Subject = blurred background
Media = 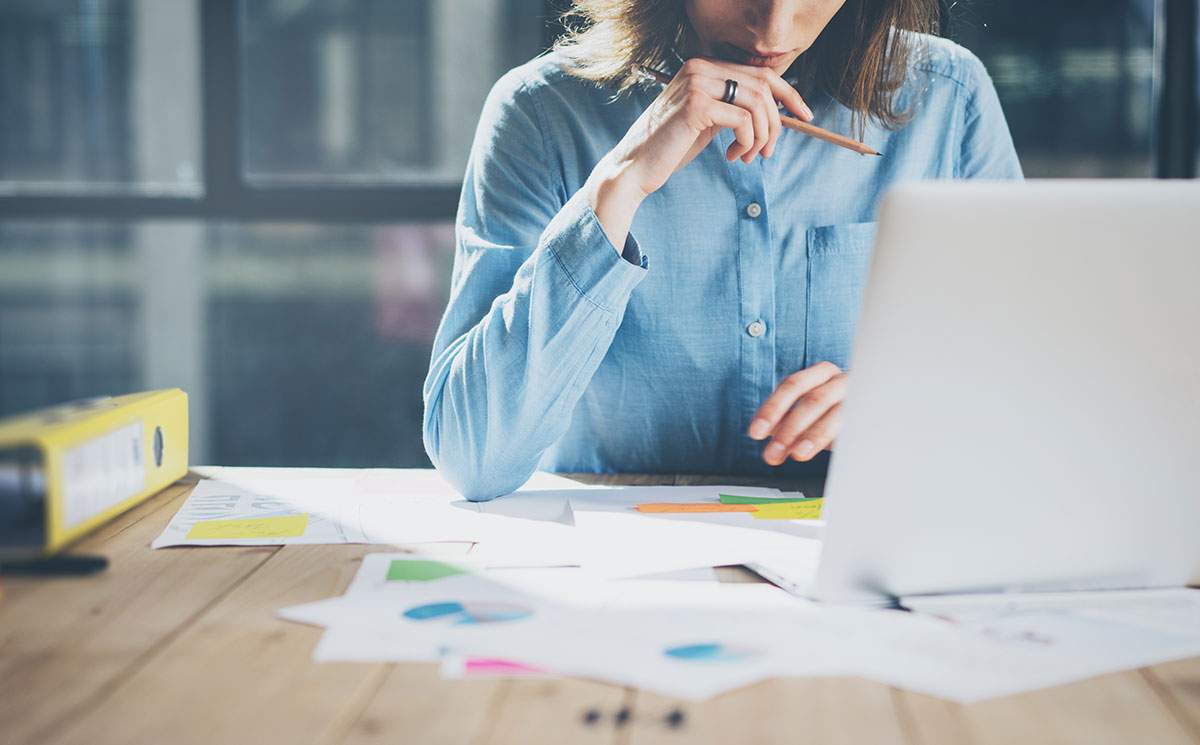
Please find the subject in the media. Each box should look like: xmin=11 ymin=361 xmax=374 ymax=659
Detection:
xmin=0 ymin=0 xmax=1196 ymax=466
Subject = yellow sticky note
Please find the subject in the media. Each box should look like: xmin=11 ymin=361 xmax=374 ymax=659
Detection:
xmin=751 ymin=499 xmax=823 ymax=520
xmin=187 ymin=514 xmax=309 ymax=539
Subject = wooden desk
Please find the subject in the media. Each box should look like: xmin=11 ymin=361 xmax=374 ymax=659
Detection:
xmin=4 ymin=472 xmax=1200 ymax=745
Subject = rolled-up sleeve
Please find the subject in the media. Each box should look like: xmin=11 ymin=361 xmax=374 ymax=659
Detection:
xmin=422 ymin=70 xmax=647 ymax=501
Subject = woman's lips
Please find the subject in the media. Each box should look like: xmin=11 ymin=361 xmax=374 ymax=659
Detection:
xmin=716 ymin=43 xmax=796 ymax=67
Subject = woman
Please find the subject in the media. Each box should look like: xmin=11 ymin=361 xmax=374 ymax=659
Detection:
xmin=423 ymin=0 xmax=1021 ymax=501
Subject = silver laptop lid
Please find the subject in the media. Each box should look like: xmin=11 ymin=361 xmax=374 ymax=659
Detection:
xmin=815 ymin=180 xmax=1200 ymax=603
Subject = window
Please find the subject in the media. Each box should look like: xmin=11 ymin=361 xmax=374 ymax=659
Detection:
xmin=0 ymin=0 xmax=1194 ymax=467
xmin=242 ymin=2 xmax=435 ymax=183
xmin=0 ymin=0 xmax=550 ymax=466
xmin=0 ymin=0 xmax=201 ymax=194
xmin=0 ymin=220 xmax=452 ymax=466
xmin=945 ymin=0 xmax=1157 ymax=177
xmin=240 ymin=0 xmax=552 ymax=185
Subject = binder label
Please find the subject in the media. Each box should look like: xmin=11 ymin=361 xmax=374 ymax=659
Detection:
xmin=62 ymin=421 xmax=146 ymax=529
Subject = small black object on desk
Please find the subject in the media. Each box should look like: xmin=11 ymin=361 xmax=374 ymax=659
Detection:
xmin=0 ymin=553 xmax=109 ymax=576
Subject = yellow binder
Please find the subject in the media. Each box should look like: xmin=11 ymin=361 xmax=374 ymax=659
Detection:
xmin=0 ymin=389 xmax=188 ymax=560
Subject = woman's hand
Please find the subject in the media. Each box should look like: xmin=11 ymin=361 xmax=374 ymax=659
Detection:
xmin=615 ymin=57 xmax=814 ymax=194
xmin=748 ymin=361 xmax=847 ymax=466
xmin=585 ymin=57 xmax=813 ymax=250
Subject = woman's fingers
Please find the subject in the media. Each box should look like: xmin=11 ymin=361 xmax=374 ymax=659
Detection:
xmin=748 ymin=361 xmax=842 ymax=440
xmin=762 ymin=84 xmax=783 ymax=158
xmin=714 ymin=62 xmax=814 ymax=125
xmin=737 ymin=81 xmax=780 ymax=161
xmin=755 ymin=69 xmax=814 ymax=122
xmin=681 ymin=58 xmax=817 ymax=160
xmin=760 ymin=374 xmax=848 ymax=465
xmin=686 ymin=72 xmax=776 ymax=161
xmin=742 ymin=84 xmax=771 ymax=162
xmin=700 ymin=98 xmax=754 ymax=162
xmin=789 ymin=403 xmax=842 ymax=462
xmin=723 ymin=62 xmax=814 ymax=121
xmin=681 ymin=57 xmax=820 ymax=161
xmin=720 ymin=71 xmax=796 ymax=158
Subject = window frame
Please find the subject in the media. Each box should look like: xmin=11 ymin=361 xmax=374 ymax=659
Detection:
xmin=0 ymin=0 xmax=1193 ymax=225
xmin=1154 ymin=0 xmax=1198 ymax=178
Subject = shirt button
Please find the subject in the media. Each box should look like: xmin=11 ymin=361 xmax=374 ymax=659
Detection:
xmin=746 ymin=320 xmax=766 ymax=338
xmin=745 ymin=202 xmax=762 ymax=219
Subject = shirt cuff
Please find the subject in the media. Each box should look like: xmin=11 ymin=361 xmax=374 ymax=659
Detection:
xmin=542 ymin=190 xmax=648 ymax=313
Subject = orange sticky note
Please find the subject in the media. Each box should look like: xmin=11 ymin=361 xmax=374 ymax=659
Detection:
xmin=634 ymin=503 xmax=758 ymax=514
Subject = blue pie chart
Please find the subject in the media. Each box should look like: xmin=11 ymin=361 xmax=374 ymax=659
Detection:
xmin=663 ymin=642 xmax=760 ymax=662
xmin=403 ymin=600 xmax=532 ymax=625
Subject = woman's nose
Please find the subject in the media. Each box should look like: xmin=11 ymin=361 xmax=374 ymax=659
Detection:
xmin=743 ymin=0 xmax=802 ymax=49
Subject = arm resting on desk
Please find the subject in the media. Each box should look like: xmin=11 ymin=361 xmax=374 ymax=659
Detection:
xmin=422 ymin=71 xmax=646 ymax=502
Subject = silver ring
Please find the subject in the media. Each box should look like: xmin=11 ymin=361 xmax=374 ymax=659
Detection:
xmin=721 ymin=78 xmax=738 ymax=104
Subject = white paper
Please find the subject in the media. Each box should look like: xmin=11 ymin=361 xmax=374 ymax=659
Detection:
xmin=568 ymin=510 xmax=820 ymax=578
xmin=281 ymin=556 xmax=593 ymax=661
xmin=535 ymin=485 xmax=825 ymax=577
xmin=152 ymin=468 xmax=585 ymax=549
xmin=901 ymin=587 xmax=1200 ymax=631
xmin=285 ymin=553 xmax=840 ymax=700
xmin=155 ymin=472 xmax=824 ymax=584
xmin=452 ymin=610 xmax=805 ymax=699
xmin=285 ymin=556 xmax=782 ymax=622
xmin=629 ymin=566 xmax=719 ymax=582
xmin=885 ymin=588 xmax=1200 ymax=701
xmin=283 ymin=554 xmax=1200 ymax=703
xmin=282 ymin=553 xmax=814 ymax=683
xmin=743 ymin=542 xmax=825 ymax=599
xmin=564 ymin=485 xmax=822 ymax=539
xmin=151 ymin=477 xmax=366 ymax=548
xmin=450 ymin=594 xmax=919 ymax=700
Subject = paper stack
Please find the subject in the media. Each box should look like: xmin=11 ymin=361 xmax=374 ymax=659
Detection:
xmin=278 ymin=555 xmax=1200 ymax=702
xmin=278 ymin=554 xmax=885 ymax=699
xmin=152 ymin=469 xmax=824 ymax=579
xmin=154 ymin=468 xmax=1200 ymax=701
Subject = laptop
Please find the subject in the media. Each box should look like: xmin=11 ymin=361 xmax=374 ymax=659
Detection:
xmin=811 ymin=180 xmax=1200 ymax=604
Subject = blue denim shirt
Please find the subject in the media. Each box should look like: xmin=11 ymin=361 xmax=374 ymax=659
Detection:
xmin=424 ymin=35 xmax=1023 ymax=501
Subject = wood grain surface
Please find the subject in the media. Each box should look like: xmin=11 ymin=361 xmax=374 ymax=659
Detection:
xmin=3 ymin=471 xmax=1197 ymax=745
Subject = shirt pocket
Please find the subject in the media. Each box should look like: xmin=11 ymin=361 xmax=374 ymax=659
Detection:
xmin=804 ymin=221 xmax=877 ymax=370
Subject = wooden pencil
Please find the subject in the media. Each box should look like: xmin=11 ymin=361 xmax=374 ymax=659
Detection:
xmin=635 ymin=65 xmax=882 ymax=157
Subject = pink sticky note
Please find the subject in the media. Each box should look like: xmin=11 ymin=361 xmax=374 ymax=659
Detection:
xmin=462 ymin=658 xmax=547 ymax=678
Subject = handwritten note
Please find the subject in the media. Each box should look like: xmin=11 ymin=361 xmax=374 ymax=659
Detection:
xmin=751 ymin=499 xmax=824 ymax=520
xmin=187 ymin=514 xmax=309 ymax=539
